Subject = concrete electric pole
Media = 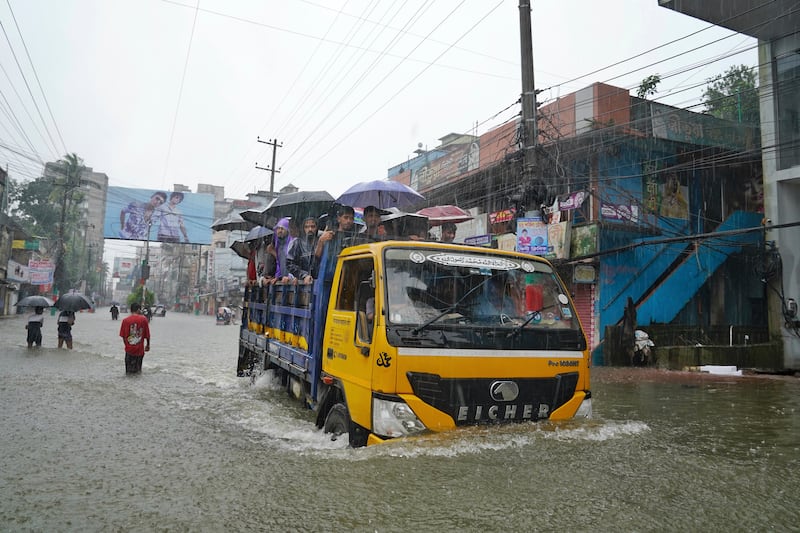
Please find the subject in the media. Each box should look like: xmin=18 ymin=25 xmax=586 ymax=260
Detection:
xmin=518 ymin=0 xmax=539 ymax=200
xmin=255 ymin=137 xmax=282 ymax=196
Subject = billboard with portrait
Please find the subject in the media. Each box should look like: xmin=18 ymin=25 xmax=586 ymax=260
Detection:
xmin=103 ymin=186 xmax=214 ymax=244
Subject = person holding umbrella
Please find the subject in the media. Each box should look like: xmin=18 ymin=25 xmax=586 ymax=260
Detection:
xmin=315 ymin=205 xmax=357 ymax=282
xmin=52 ymin=291 xmax=93 ymax=349
xmin=14 ymin=295 xmax=54 ymax=348
xmin=57 ymin=310 xmax=75 ymax=349
xmin=359 ymin=206 xmax=385 ymax=242
xmin=315 ymin=205 xmax=357 ymax=257
xmin=26 ymin=306 xmax=45 ymax=348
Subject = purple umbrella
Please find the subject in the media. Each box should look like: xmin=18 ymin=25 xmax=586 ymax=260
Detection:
xmin=336 ymin=179 xmax=424 ymax=210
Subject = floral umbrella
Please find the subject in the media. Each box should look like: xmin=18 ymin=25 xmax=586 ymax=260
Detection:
xmin=416 ymin=205 xmax=473 ymax=226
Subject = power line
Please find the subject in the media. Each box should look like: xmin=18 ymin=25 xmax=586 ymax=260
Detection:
xmin=5 ymin=0 xmax=67 ymax=155
xmin=0 ymin=17 xmax=60 ymax=157
xmin=161 ymin=0 xmax=200 ymax=189
xmin=288 ymin=1 xmax=504 ymax=187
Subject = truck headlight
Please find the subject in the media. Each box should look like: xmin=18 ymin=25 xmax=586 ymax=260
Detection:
xmin=372 ymin=396 xmax=426 ymax=438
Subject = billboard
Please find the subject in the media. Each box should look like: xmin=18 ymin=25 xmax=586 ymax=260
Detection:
xmin=103 ymin=186 xmax=214 ymax=244
xmin=113 ymin=257 xmax=137 ymax=279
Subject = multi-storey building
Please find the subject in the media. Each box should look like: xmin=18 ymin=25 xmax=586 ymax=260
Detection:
xmin=660 ymin=0 xmax=800 ymax=369
xmin=43 ymin=161 xmax=108 ymax=297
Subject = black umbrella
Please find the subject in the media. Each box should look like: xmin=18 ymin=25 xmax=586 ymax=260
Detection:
xmin=244 ymin=225 xmax=273 ymax=242
xmin=15 ymin=295 xmax=55 ymax=307
xmin=239 ymin=207 xmax=268 ymax=226
xmin=263 ymin=190 xmax=335 ymax=223
xmin=54 ymin=292 xmax=94 ymax=312
xmin=211 ymin=212 xmax=255 ymax=232
xmin=230 ymin=240 xmax=251 ymax=260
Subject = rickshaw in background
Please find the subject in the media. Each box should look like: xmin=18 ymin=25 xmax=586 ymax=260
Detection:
xmin=216 ymin=306 xmax=232 ymax=325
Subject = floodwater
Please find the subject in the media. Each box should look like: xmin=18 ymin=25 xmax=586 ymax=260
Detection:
xmin=1 ymin=311 xmax=798 ymax=532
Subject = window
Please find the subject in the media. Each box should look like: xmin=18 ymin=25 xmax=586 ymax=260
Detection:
xmin=335 ymin=257 xmax=374 ymax=312
xmin=776 ymin=47 xmax=800 ymax=170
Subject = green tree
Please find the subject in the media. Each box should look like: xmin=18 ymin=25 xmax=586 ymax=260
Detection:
xmin=8 ymin=176 xmax=62 ymax=240
xmin=128 ymin=285 xmax=155 ymax=307
xmin=9 ymin=154 xmax=87 ymax=294
xmin=702 ymin=64 xmax=759 ymax=124
xmin=637 ymin=74 xmax=661 ymax=99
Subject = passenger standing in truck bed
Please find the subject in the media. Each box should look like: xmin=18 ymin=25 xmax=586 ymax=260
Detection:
xmin=315 ymin=205 xmax=358 ymax=282
xmin=288 ymin=216 xmax=321 ymax=283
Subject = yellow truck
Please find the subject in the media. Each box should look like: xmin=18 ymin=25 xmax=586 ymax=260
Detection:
xmin=238 ymin=240 xmax=591 ymax=446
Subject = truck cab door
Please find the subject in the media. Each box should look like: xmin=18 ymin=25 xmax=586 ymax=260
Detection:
xmin=323 ymin=257 xmax=377 ymax=427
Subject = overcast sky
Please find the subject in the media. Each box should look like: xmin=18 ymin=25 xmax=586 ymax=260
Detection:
xmin=0 ymin=0 xmax=756 ymax=262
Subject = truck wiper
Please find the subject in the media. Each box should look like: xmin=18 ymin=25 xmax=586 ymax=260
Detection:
xmin=411 ymin=305 xmax=461 ymax=335
xmin=506 ymin=305 xmax=554 ymax=339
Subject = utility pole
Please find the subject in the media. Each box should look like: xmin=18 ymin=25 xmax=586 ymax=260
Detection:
xmin=54 ymin=166 xmax=80 ymax=296
xmin=140 ymin=221 xmax=152 ymax=308
xmin=255 ymin=137 xmax=282 ymax=196
xmin=519 ymin=1 xmax=539 ymax=200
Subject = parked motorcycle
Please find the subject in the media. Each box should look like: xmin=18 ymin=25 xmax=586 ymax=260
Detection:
xmin=632 ymin=329 xmax=655 ymax=366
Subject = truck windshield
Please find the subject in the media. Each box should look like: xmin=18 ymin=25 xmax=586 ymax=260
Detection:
xmin=383 ymin=247 xmax=584 ymax=350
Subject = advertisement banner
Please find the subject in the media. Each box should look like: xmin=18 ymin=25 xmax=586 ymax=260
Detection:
xmin=28 ymin=259 xmax=54 ymax=286
xmin=516 ymin=218 xmax=547 ymax=255
xmin=411 ymin=141 xmax=480 ymax=193
xmin=570 ymin=223 xmax=599 ymax=258
xmin=489 ymin=208 xmax=516 ymax=225
xmin=547 ymin=221 xmax=571 ymax=259
xmin=113 ymin=257 xmax=137 ymax=279
xmin=103 ymin=186 xmax=214 ymax=244
xmin=7 ymin=259 xmax=30 ymax=282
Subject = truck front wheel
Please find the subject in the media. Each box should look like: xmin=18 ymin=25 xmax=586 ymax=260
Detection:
xmin=323 ymin=403 xmax=369 ymax=447
xmin=323 ymin=403 xmax=349 ymax=440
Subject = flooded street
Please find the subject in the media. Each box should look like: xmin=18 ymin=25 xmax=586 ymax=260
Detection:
xmin=1 ymin=310 xmax=798 ymax=532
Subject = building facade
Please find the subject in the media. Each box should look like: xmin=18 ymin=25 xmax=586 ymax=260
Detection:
xmin=660 ymin=0 xmax=800 ymax=368
xmin=390 ymin=81 xmax=770 ymax=367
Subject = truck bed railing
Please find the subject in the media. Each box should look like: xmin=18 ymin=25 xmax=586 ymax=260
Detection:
xmin=241 ymin=279 xmax=332 ymax=399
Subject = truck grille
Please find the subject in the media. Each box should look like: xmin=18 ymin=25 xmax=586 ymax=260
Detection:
xmin=406 ymin=371 xmax=579 ymax=425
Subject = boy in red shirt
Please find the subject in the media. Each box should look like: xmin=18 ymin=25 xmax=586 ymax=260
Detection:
xmin=120 ymin=302 xmax=151 ymax=374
